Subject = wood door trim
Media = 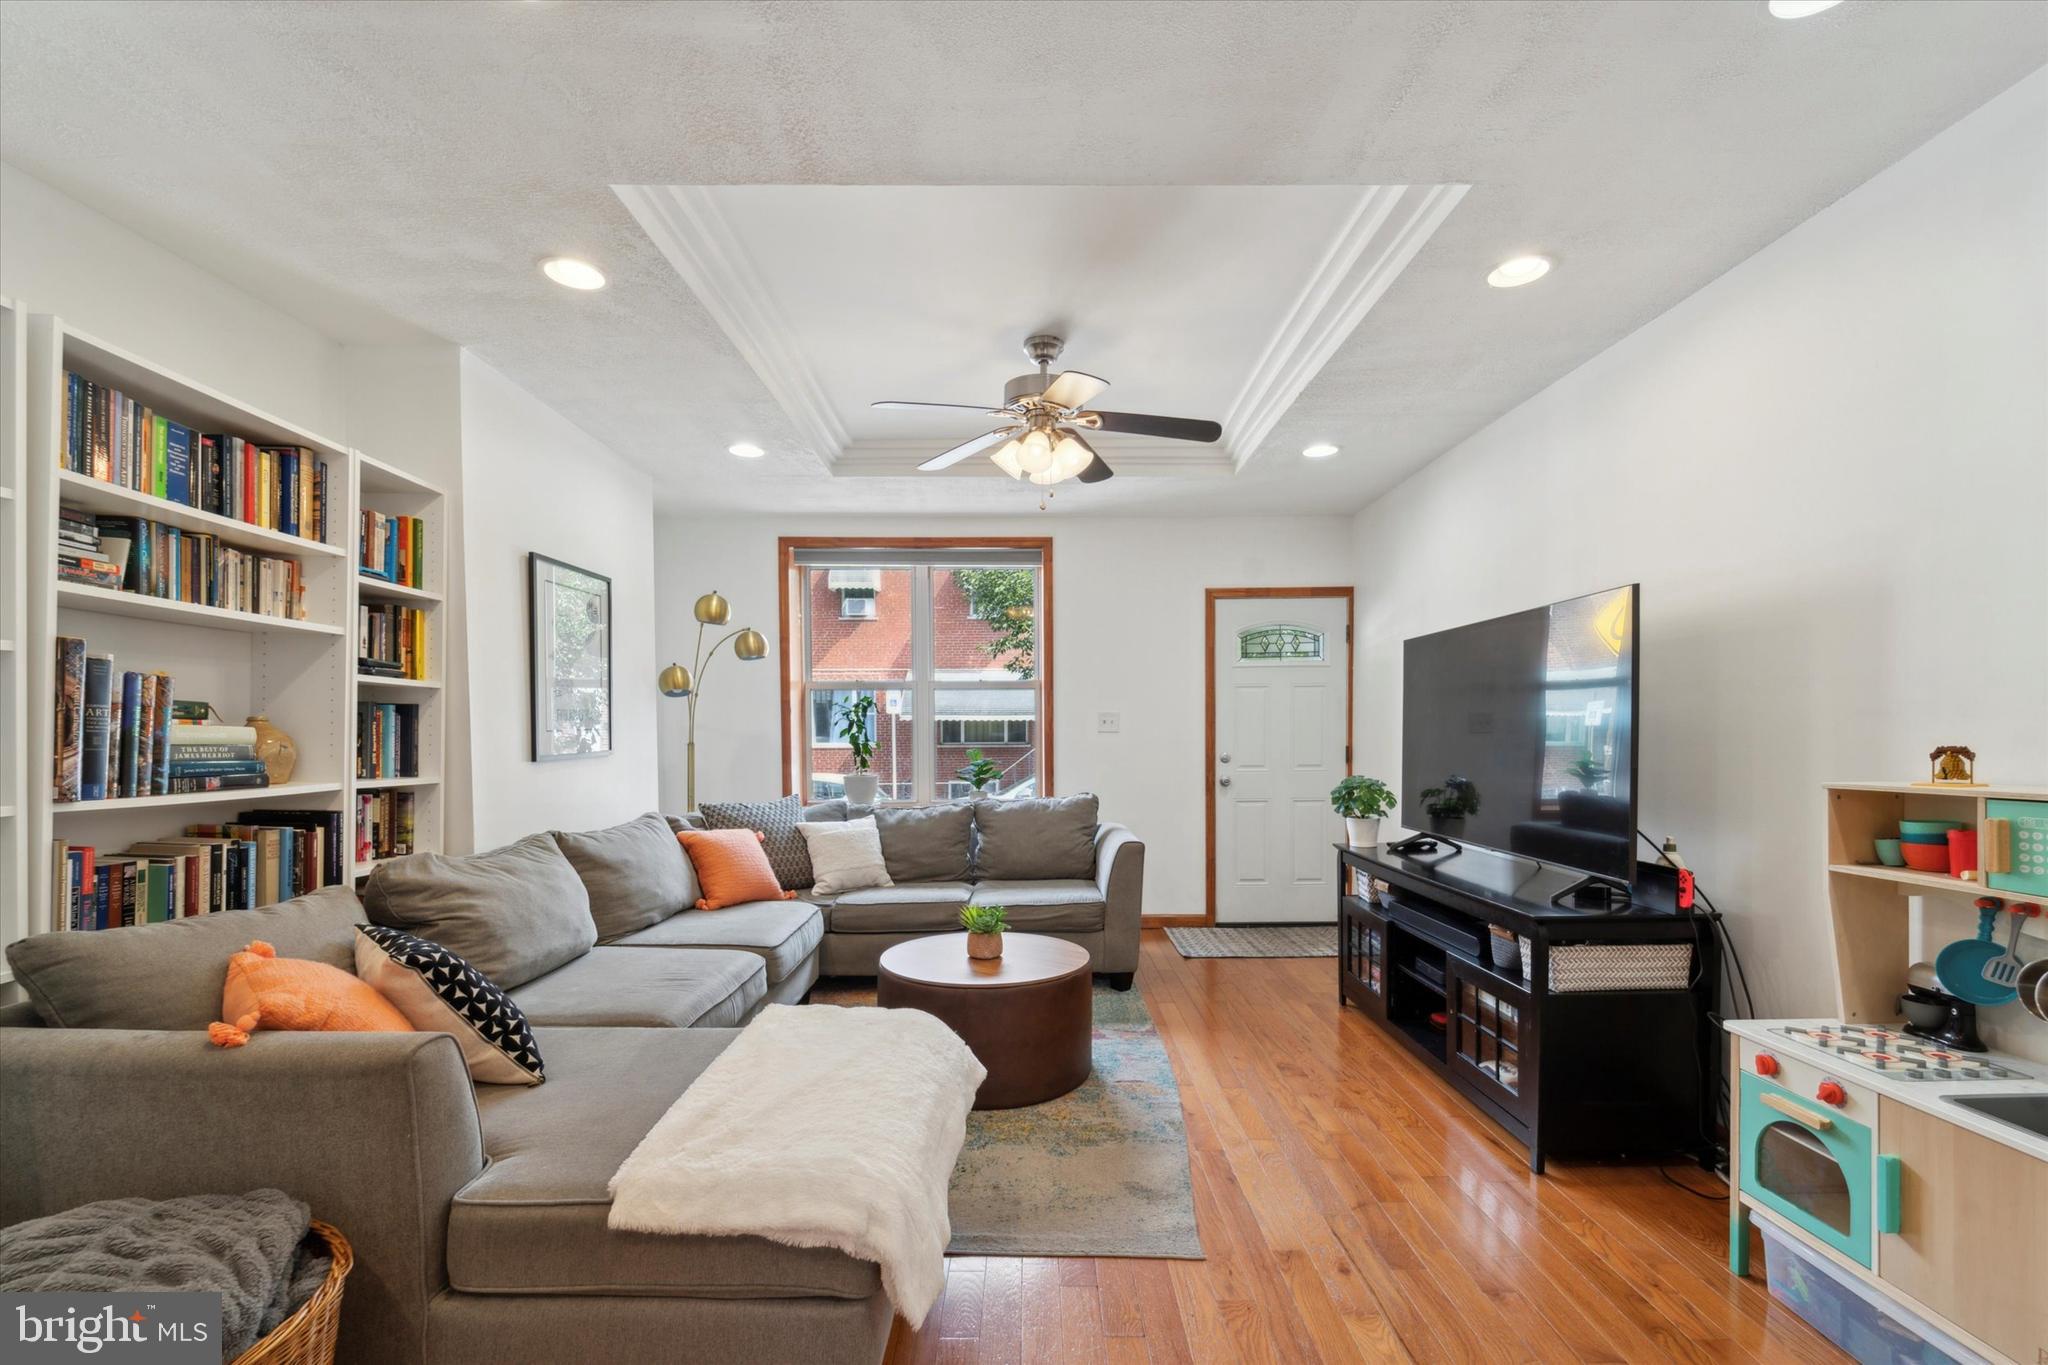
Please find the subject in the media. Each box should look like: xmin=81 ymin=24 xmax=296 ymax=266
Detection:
xmin=1205 ymin=587 xmax=1355 ymax=926
xmin=776 ymin=536 xmax=1054 ymax=799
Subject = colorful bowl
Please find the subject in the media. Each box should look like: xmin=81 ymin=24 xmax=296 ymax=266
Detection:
xmin=1899 ymin=831 xmax=1951 ymax=845
xmin=1874 ymin=838 xmax=1906 ymax=867
xmin=1900 ymin=841 xmax=1952 ymax=874
xmin=1899 ymin=819 xmax=1966 ymax=836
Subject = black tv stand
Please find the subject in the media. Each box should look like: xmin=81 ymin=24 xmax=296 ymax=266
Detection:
xmin=1548 ymin=872 xmax=1634 ymax=910
xmin=1385 ymin=832 xmax=1463 ymax=857
xmin=1337 ymin=842 xmax=1714 ymax=1174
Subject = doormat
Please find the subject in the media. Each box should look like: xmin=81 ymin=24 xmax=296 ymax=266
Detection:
xmin=1164 ymin=925 xmax=1338 ymax=958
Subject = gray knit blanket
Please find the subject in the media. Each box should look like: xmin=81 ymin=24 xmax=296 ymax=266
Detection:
xmin=0 ymin=1189 xmax=330 ymax=1360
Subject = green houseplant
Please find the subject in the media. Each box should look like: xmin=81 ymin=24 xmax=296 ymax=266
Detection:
xmin=835 ymin=693 xmax=880 ymax=805
xmin=1420 ymin=775 xmax=1481 ymax=832
xmin=958 ymin=748 xmax=1002 ymax=795
xmin=960 ymin=903 xmax=1008 ymax=959
xmin=1329 ymin=775 xmax=1397 ymax=848
xmin=1566 ymin=751 xmax=1610 ymax=790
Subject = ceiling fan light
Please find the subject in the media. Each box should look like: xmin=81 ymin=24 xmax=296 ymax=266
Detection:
xmin=989 ymin=439 xmax=1026 ymax=479
xmin=1050 ymin=432 xmax=1093 ymax=480
xmin=1016 ymin=428 xmax=1055 ymax=475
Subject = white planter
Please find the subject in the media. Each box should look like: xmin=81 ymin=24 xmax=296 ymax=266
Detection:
xmin=843 ymin=770 xmax=880 ymax=807
xmin=1344 ymin=816 xmax=1381 ymax=848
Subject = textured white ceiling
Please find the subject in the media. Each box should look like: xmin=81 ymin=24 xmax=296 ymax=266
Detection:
xmin=0 ymin=1 xmax=2041 ymax=517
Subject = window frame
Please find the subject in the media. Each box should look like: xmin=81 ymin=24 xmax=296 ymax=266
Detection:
xmin=778 ymin=538 xmax=1053 ymax=803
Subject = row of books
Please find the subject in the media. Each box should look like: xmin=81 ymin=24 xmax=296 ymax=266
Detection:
xmin=360 ymin=509 xmax=427 ymax=587
xmin=356 ymin=789 xmax=418 ymax=867
xmin=62 ymin=371 xmax=330 ymax=543
xmin=54 ymin=640 xmax=273 ymax=802
xmin=58 ymin=506 xmax=307 ymax=620
xmin=54 ymin=809 xmax=345 ymax=929
xmin=359 ymin=602 xmax=430 ymax=680
xmin=358 ymin=702 xmax=422 ymax=780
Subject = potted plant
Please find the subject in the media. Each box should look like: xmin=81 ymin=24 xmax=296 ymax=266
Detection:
xmin=1329 ymin=775 xmax=1397 ymax=847
xmin=960 ymin=903 xmax=1007 ymax=959
xmin=957 ymin=748 xmax=1001 ymax=798
xmin=836 ymin=694 xmax=880 ymax=806
xmin=1566 ymin=750 xmax=1609 ymax=790
xmin=1420 ymin=774 xmax=1481 ymax=834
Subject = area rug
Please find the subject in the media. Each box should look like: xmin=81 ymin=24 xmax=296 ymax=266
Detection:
xmin=1164 ymin=924 xmax=1339 ymax=958
xmin=807 ymin=981 xmax=1203 ymax=1259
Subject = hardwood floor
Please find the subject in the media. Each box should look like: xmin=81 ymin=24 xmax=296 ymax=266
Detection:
xmin=884 ymin=930 xmax=1848 ymax=1364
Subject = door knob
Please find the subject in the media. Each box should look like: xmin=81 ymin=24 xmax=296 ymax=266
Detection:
xmin=1219 ymin=776 xmax=1232 ymax=788
xmin=1220 ymin=753 xmax=1231 ymax=763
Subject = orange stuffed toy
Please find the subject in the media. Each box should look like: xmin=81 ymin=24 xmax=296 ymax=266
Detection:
xmin=208 ymin=940 xmax=414 ymax=1048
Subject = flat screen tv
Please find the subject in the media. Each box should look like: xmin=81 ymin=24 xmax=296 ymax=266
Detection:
xmin=1400 ymin=585 xmax=1639 ymax=886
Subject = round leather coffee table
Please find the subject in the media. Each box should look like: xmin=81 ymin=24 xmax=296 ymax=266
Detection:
xmin=877 ymin=933 xmax=1093 ymax=1109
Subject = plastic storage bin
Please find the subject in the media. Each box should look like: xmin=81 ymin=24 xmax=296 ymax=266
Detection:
xmin=1759 ymin=1220 xmax=1987 ymax=1365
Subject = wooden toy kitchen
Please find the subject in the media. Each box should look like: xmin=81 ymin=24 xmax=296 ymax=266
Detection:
xmin=1727 ymin=781 xmax=2048 ymax=1365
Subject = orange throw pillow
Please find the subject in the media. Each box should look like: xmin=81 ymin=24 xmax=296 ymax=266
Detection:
xmin=677 ymin=828 xmax=797 ymax=910
xmin=208 ymin=940 xmax=415 ymax=1048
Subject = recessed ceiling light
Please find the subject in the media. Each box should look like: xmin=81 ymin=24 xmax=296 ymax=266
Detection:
xmin=1302 ymin=443 xmax=1340 ymax=459
xmin=1487 ymin=255 xmax=1553 ymax=288
xmin=728 ymin=443 xmax=765 ymax=459
xmin=1768 ymin=0 xmax=1842 ymax=17
xmin=540 ymin=257 xmax=606 ymax=290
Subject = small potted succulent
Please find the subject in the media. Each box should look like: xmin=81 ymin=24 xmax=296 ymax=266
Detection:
xmin=960 ymin=903 xmax=1008 ymax=960
xmin=836 ymin=694 xmax=880 ymax=806
xmin=1329 ymin=775 xmax=1397 ymax=848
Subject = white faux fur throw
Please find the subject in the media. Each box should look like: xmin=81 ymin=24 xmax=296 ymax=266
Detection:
xmin=607 ymin=1003 xmax=985 ymax=1326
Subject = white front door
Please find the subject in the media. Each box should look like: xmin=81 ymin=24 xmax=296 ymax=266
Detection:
xmin=1213 ymin=595 xmax=1350 ymax=924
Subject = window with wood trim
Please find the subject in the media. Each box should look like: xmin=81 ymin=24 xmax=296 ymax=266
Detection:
xmin=785 ymin=543 xmax=1050 ymax=802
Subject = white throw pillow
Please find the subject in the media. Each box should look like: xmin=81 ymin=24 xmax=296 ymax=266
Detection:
xmin=796 ymin=816 xmax=894 ymax=896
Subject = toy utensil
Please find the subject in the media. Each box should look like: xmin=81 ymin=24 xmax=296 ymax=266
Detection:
xmin=1982 ymin=902 xmax=2040 ymax=990
xmin=1936 ymin=898 xmax=2017 ymax=1007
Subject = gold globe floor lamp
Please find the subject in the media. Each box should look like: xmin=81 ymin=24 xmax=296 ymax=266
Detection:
xmin=659 ymin=590 xmax=769 ymax=812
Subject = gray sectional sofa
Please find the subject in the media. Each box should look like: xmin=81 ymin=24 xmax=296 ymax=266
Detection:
xmin=0 ymin=797 xmax=1144 ymax=1365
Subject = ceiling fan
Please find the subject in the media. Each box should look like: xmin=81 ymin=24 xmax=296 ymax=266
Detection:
xmin=873 ymin=334 xmax=1223 ymax=487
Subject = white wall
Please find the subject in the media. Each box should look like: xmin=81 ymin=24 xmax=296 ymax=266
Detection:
xmin=461 ymin=351 xmax=659 ymax=849
xmin=1348 ymin=70 xmax=2048 ymax=1052
xmin=654 ymin=514 xmax=1356 ymax=918
xmin=0 ymin=164 xmax=349 ymax=438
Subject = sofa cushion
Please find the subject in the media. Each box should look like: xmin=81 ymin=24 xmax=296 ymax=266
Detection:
xmin=966 ymin=880 xmax=1107 ymax=933
xmin=452 ymin=1026 xmax=881 ymax=1300
xmin=552 ymin=814 xmax=696 ymax=942
xmin=510 ymin=946 xmax=764 ymax=1029
xmin=354 ymin=926 xmax=546 ymax=1086
xmin=796 ymin=817 xmax=893 ymax=896
xmin=4 ymin=886 xmax=362 ymax=1030
xmin=972 ymin=794 xmax=1099 ymax=880
xmin=874 ymin=803 xmax=974 ymax=883
xmin=699 ymin=795 xmax=812 ymax=889
xmin=364 ymin=835 xmax=597 ymax=991
xmin=799 ymin=798 xmax=869 ymax=823
xmin=825 ymin=882 xmax=971 ymax=935
xmin=609 ymin=902 xmax=824 ymax=985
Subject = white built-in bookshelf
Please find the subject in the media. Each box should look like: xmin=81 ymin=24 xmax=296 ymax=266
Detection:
xmin=352 ymin=452 xmax=445 ymax=878
xmin=0 ymin=312 xmax=448 ymax=969
xmin=1 ymin=300 xmax=29 ymax=985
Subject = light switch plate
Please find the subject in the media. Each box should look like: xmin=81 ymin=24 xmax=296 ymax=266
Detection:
xmin=1096 ymin=712 xmax=1120 ymax=734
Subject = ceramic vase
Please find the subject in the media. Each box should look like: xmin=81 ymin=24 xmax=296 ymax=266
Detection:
xmin=246 ymin=714 xmax=297 ymax=784
xmin=1344 ymin=816 xmax=1380 ymax=848
xmin=967 ymin=930 xmax=1003 ymax=960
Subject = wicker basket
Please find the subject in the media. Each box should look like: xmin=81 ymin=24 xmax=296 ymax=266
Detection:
xmin=231 ymin=1221 xmax=353 ymax=1365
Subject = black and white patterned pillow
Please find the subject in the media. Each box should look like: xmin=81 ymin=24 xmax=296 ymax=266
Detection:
xmin=353 ymin=925 xmax=545 ymax=1085
xmin=700 ymin=794 xmax=812 ymax=889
